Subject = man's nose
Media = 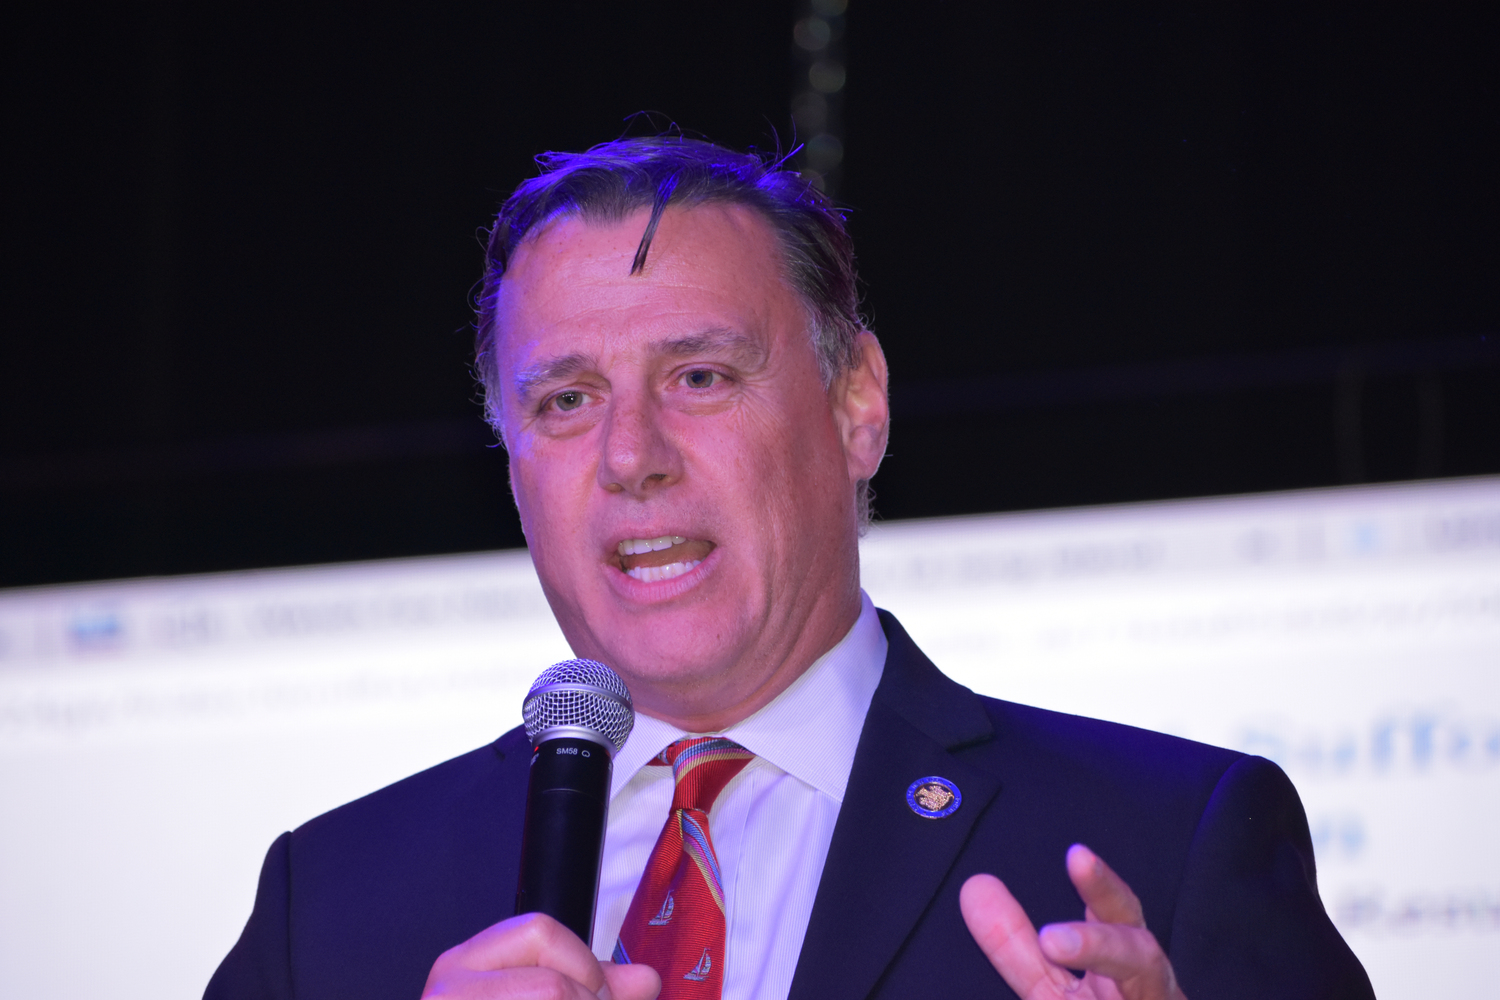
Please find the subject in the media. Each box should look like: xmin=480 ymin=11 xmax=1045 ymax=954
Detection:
xmin=597 ymin=393 xmax=682 ymax=496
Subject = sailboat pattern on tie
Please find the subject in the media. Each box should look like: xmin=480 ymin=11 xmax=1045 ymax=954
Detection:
xmin=612 ymin=736 xmax=754 ymax=999
xmin=684 ymin=948 xmax=712 ymax=982
xmin=648 ymin=891 xmax=675 ymax=925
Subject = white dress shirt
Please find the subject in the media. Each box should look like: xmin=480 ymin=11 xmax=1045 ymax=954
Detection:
xmin=590 ymin=591 xmax=888 ymax=1000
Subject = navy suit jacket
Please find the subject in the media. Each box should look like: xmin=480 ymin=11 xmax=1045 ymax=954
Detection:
xmin=207 ymin=611 xmax=1374 ymax=999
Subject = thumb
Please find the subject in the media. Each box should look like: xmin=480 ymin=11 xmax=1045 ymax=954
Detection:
xmin=601 ymin=961 xmax=661 ymax=1000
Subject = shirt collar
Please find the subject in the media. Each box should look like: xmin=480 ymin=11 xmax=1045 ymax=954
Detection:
xmin=610 ymin=591 xmax=888 ymax=803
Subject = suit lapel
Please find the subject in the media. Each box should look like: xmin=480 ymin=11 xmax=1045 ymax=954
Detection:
xmin=787 ymin=611 xmax=1001 ymax=1000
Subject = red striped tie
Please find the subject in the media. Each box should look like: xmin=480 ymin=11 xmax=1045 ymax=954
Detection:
xmin=613 ymin=737 xmax=755 ymax=998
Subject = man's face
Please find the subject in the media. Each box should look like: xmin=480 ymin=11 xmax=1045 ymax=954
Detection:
xmin=492 ymin=203 xmax=887 ymax=729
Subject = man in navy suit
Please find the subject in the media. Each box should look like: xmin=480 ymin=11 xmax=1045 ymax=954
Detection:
xmin=209 ymin=138 xmax=1373 ymax=1000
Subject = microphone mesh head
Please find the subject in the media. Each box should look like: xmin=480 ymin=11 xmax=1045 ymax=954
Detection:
xmin=522 ymin=658 xmax=634 ymax=751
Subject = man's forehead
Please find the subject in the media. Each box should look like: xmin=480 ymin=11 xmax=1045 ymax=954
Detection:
xmin=512 ymin=208 xmax=646 ymax=271
xmin=505 ymin=202 xmax=781 ymax=288
xmin=492 ymin=206 xmax=795 ymax=383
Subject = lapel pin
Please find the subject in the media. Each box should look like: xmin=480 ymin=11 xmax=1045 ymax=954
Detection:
xmin=906 ymin=776 xmax=962 ymax=819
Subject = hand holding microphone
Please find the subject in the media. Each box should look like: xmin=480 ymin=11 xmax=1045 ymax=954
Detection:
xmin=421 ymin=659 xmax=661 ymax=1000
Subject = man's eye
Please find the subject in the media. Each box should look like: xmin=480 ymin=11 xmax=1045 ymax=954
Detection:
xmin=552 ymin=391 xmax=586 ymax=412
xmin=683 ymin=370 xmax=720 ymax=389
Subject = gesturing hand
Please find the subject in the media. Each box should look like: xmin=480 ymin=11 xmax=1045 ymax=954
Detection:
xmin=960 ymin=844 xmax=1186 ymax=1000
xmin=421 ymin=912 xmax=661 ymax=1000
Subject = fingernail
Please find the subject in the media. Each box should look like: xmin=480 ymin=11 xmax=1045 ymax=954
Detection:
xmin=1041 ymin=924 xmax=1082 ymax=959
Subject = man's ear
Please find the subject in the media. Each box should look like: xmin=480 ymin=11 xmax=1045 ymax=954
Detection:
xmin=830 ymin=330 xmax=890 ymax=484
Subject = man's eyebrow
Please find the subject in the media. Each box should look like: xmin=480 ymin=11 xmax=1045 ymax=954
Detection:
xmin=656 ymin=329 xmax=768 ymax=367
xmin=513 ymin=352 xmax=595 ymax=401
xmin=512 ymin=330 xmax=766 ymax=400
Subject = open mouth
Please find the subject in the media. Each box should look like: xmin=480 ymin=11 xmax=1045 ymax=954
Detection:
xmin=615 ymin=535 xmax=716 ymax=583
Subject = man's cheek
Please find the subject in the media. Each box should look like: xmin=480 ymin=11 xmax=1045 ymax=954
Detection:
xmin=507 ymin=465 xmax=552 ymax=539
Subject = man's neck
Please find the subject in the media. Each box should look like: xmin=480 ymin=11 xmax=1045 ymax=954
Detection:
xmin=627 ymin=591 xmax=866 ymax=733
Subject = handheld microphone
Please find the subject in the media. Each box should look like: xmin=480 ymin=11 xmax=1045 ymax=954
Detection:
xmin=515 ymin=658 xmax=635 ymax=944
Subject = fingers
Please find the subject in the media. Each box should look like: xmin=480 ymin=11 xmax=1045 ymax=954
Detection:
xmin=1066 ymin=844 xmax=1145 ymax=928
xmin=601 ymin=961 xmax=662 ymax=1000
xmin=424 ymin=966 xmax=610 ymax=999
xmin=1052 ymin=846 xmax=1185 ymax=1000
xmin=960 ymin=874 xmax=1080 ymax=999
xmin=1039 ymin=920 xmax=1176 ymax=993
xmin=964 ymin=851 xmax=1185 ymax=1000
xmin=447 ymin=913 xmax=605 ymax=986
xmin=422 ymin=912 xmax=609 ymax=999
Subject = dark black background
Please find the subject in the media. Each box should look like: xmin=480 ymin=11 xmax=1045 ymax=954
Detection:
xmin=4 ymin=3 xmax=1496 ymax=589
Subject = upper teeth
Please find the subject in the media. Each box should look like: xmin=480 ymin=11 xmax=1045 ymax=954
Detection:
xmin=618 ymin=535 xmax=687 ymax=556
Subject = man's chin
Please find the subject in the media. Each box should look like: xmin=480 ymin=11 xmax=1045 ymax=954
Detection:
xmin=578 ymin=618 xmax=751 ymax=703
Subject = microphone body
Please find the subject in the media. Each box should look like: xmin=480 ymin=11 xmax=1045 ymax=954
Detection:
xmin=515 ymin=736 xmax=612 ymax=941
xmin=515 ymin=659 xmax=634 ymax=945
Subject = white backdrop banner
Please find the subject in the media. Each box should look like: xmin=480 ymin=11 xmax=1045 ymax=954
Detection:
xmin=1 ymin=476 xmax=1496 ymax=998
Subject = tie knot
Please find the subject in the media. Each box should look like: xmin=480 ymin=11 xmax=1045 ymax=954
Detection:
xmin=657 ymin=736 xmax=754 ymax=813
